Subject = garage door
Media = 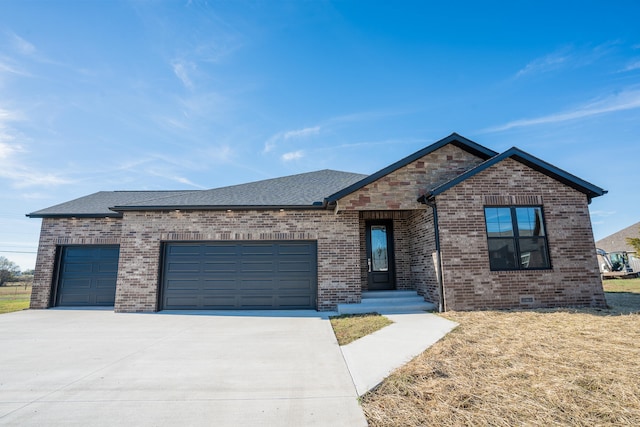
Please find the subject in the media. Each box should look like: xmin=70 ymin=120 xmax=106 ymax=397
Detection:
xmin=55 ymin=245 xmax=120 ymax=307
xmin=161 ymin=241 xmax=317 ymax=310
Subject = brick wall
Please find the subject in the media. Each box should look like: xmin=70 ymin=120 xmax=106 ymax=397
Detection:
xmin=407 ymin=209 xmax=440 ymax=304
xmin=115 ymin=209 xmax=360 ymax=312
xmin=30 ymin=217 xmax=122 ymax=309
xmin=338 ymin=144 xmax=485 ymax=211
xmin=436 ymin=158 xmax=606 ymax=310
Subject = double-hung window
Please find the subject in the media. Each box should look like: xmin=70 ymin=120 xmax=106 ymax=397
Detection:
xmin=484 ymin=206 xmax=551 ymax=270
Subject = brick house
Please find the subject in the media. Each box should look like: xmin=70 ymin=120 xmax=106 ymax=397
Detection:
xmin=27 ymin=133 xmax=607 ymax=312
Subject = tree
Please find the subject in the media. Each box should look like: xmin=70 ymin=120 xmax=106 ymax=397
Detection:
xmin=626 ymin=228 xmax=640 ymax=255
xmin=0 ymin=256 xmax=20 ymax=286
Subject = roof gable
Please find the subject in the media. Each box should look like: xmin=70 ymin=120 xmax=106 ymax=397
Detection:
xmin=326 ymin=133 xmax=497 ymax=203
xmin=426 ymin=147 xmax=607 ymax=202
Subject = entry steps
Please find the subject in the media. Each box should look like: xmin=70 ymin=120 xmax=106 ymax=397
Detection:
xmin=337 ymin=290 xmax=437 ymax=315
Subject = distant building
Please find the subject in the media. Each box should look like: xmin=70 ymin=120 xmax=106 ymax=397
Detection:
xmin=596 ymin=221 xmax=640 ymax=253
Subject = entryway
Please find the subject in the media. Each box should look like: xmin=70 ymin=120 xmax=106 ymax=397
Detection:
xmin=365 ymin=220 xmax=396 ymax=290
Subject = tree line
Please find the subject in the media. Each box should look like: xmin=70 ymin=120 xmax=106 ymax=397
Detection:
xmin=0 ymin=256 xmax=34 ymax=286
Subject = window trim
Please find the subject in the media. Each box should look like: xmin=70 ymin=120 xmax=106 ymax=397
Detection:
xmin=484 ymin=205 xmax=552 ymax=271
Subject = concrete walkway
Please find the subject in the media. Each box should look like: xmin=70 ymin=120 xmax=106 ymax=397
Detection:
xmin=340 ymin=312 xmax=458 ymax=396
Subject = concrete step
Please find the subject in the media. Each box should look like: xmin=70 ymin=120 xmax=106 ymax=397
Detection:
xmin=361 ymin=290 xmax=420 ymax=299
xmin=337 ymin=290 xmax=436 ymax=315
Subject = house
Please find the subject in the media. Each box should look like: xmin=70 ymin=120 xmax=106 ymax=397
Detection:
xmin=595 ymin=221 xmax=640 ymax=253
xmin=27 ymin=133 xmax=608 ymax=312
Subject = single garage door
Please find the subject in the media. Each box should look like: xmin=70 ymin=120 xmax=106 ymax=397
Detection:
xmin=55 ymin=245 xmax=120 ymax=307
xmin=161 ymin=241 xmax=317 ymax=310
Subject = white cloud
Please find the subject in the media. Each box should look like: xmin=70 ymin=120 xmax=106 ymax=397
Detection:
xmin=590 ymin=210 xmax=617 ymax=218
xmin=0 ymin=107 xmax=71 ymax=188
xmin=282 ymin=150 xmax=304 ymax=161
xmin=264 ymin=126 xmax=321 ymax=152
xmin=484 ymin=88 xmax=640 ymax=132
xmin=172 ymin=60 xmax=195 ymax=89
xmin=283 ymin=126 xmax=320 ymax=140
xmin=8 ymin=32 xmax=35 ymax=56
xmin=621 ymin=60 xmax=640 ymax=72
xmin=515 ymin=49 xmax=571 ymax=78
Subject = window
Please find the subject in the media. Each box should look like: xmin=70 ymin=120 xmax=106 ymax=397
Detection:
xmin=484 ymin=206 xmax=551 ymax=270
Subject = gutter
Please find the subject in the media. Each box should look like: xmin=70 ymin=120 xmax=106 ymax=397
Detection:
xmin=418 ymin=193 xmax=446 ymax=313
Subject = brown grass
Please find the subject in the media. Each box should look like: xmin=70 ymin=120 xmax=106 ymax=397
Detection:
xmin=362 ymin=283 xmax=640 ymax=426
xmin=0 ymin=283 xmax=32 ymax=314
xmin=330 ymin=313 xmax=393 ymax=345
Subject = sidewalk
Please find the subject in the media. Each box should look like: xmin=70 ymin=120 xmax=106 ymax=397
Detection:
xmin=339 ymin=312 xmax=458 ymax=396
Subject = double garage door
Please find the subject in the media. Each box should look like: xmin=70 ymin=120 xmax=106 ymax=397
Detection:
xmin=54 ymin=241 xmax=317 ymax=310
xmin=161 ymin=241 xmax=317 ymax=310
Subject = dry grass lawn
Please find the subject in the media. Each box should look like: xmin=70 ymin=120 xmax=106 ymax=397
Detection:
xmin=0 ymin=283 xmax=32 ymax=314
xmin=330 ymin=313 xmax=393 ymax=346
xmin=362 ymin=281 xmax=640 ymax=426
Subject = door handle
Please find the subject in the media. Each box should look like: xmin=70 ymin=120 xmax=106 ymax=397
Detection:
xmin=367 ymin=258 xmax=372 ymax=273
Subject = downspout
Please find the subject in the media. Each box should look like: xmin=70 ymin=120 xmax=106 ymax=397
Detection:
xmin=419 ymin=194 xmax=446 ymax=312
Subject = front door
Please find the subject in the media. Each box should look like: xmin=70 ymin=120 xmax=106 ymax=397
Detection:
xmin=366 ymin=220 xmax=395 ymax=290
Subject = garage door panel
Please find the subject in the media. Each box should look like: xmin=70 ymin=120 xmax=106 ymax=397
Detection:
xmin=164 ymin=279 xmax=200 ymax=290
xmin=63 ymin=263 xmax=94 ymax=273
xmin=167 ymin=245 xmax=202 ymax=256
xmin=202 ymin=260 xmax=237 ymax=273
xmin=278 ymin=279 xmax=314 ymax=291
xmin=97 ymin=262 xmax=118 ymax=273
xmin=278 ymin=244 xmax=312 ymax=255
xmin=278 ymin=260 xmax=312 ymax=272
xmin=167 ymin=261 xmax=201 ymax=273
xmin=200 ymin=279 xmax=238 ymax=290
xmin=56 ymin=245 xmax=119 ymax=307
xmin=203 ymin=245 xmax=239 ymax=256
xmin=240 ymin=261 xmax=275 ymax=273
xmin=161 ymin=241 xmax=317 ymax=310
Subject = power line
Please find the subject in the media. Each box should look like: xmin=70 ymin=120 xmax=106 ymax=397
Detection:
xmin=0 ymin=250 xmax=37 ymax=254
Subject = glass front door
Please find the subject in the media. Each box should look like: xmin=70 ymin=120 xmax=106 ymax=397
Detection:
xmin=366 ymin=220 xmax=395 ymax=290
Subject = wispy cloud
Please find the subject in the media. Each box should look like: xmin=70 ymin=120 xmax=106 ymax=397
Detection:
xmin=620 ymin=60 xmax=640 ymax=72
xmin=590 ymin=210 xmax=617 ymax=218
xmin=484 ymin=88 xmax=640 ymax=132
xmin=282 ymin=150 xmax=304 ymax=161
xmin=0 ymin=107 xmax=71 ymax=188
xmin=264 ymin=126 xmax=321 ymax=152
xmin=7 ymin=31 xmax=36 ymax=56
xmin=0 ymin=57 xmax=30 ymax=77
xmin=514 ymin=42 xmax=616 ymax=79
xmin=171 ymin=60 xmax=195 ymax=89
xmin=515 ymin=48 xmax=572 ymax=78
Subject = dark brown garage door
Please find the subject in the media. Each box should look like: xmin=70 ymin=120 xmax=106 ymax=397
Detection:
xmin=161 ymin=241 xmax=317 ymax=310
xmin=55 ymin=245 xmax=120 ymax=307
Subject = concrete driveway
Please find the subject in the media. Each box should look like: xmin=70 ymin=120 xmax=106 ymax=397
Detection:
xmin=0 ymin=309 xmax=367 ymax=426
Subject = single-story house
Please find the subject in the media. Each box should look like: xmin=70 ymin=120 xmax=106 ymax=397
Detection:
xmin=595 ymin=221 xmax=640 ymax=253
xmin=27 ymin=133 xmax=608 ymax=312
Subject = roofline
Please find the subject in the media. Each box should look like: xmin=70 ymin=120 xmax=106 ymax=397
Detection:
xmin=110 ymin=203 xmax=327 ymax=212
xmin=426 ymin=147 xmax=608 ymax=202
xmin=26 ymin=213 xmax=123 ymax=219
xmin=325 ymin=133 xmax=498 ymax=202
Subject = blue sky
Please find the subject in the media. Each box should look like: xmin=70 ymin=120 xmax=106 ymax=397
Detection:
xmin=1 ymin=1 xmax=639 ymax=270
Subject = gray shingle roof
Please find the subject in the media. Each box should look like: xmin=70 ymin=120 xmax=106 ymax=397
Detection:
xmin=27 ymin=191 xmax=196 ymax=218
xmin=113 ymin=170 xmax=368 ymax=210
xmin=27 ymin=170 xmax=368 ymax=217
xmin=596 ymin=221 xmax=640 ymax=253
